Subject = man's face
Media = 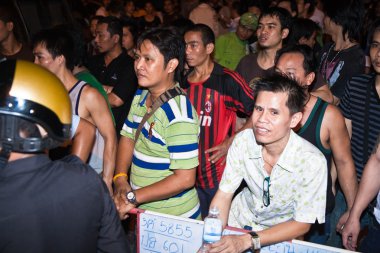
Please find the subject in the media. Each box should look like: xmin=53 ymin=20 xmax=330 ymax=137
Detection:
xmin=277 ymin=1 xmax=294 ymax=16
xmin=134 ymin=40 xmax=172 ymax=89
xmin=370 ymin=30 xmax=380 ymax=75
xmin=256 ymin=15 xmax=287 ymax=49
xmin=184 ymin=31 xmax=210 ymax=67
xmin=0 ymin=20 xmax=11 ymax=43
xmin=163 ymin=0 xmax=174 ymax=14
xmin=252 ymin=91 xmax=300 ymax=146
xmin=236 ymin=24 xmax=254 ymax=41
xmin=33 ymin=43 xmax=61 ymax=75
xmin=275 ymin=52 xmax=312 ymax=87
xmin=122 ymin=26 xmax=134 ymax=51
xmin=90 ymin=19 xmax=98 ymax=38
xmin=323 ymin=16 xmax=335 ymax=36
xmin=94 ymin=23 xmax=117 ymax=53
xmin=299 ymin=31 xmax=316 ymax=48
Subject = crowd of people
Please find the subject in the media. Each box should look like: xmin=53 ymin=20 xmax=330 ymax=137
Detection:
xmin=0 ymin=0 xmax=380 ymax=252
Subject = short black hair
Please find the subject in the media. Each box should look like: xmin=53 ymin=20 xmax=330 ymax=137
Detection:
xmin=322 ymin=0 xmax=364 ymax=42
xmin=259 ymin=6 xmax=293 ymax=31
xmin=137 ymin=27 xmax=185 ymax=83
xmin=185 ymin=23 xmax=215 ymax=46
xmin=121 ymin=18 xmax=139 ymax=46
xmin=253 ymin=74 xmax=307 ymax=114
xmin=369 ymin=18 xmax=380 ymax=44
xmin=278 ymin=0 xmax=298 ymax=17
xmin=32 ymin=27 xmax=76 ymax=71
xmin=288 ymin=18 xmax=319 ymax=46
xmin=276 ymin=44 xmax=317 ymax=75
xmin=97 ymin=16 xmax=123 ymax=43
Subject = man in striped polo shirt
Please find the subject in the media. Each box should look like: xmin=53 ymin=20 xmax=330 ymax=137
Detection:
xmin=328 ymin=19 xmax=380 ymax=248
xmin=114 ymin=27 xmax=201 ymax=220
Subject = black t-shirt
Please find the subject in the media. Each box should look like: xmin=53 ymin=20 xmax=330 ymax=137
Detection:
xmin=0 ymin=43 xmax=34 ymax=62
xmin=0 ymin=154 xmax=128 ymax=253
xmin=318 ymin=43 xmax=365 ymax=98
xmin=87 ymin=51 xmax=138 ymax=137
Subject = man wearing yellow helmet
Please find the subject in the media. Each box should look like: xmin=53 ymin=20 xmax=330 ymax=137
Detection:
xmin=0 ymin=60 xmax=128 ymax=253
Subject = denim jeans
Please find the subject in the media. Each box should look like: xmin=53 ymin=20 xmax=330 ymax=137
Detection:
xmin=196 ymin=187 xmax=219 ymax=219
xmin=327 ymin=189 xmax=375 ymax=248
xmin=305 ymin=213 xmax=331 ymax=244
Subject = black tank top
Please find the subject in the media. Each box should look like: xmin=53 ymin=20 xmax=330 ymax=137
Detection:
xmin=297 ymin=98 xmax=334 ymax=214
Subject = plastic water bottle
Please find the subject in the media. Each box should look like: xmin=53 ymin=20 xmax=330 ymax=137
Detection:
xmin=203 ymin=206 xmax=223 ymax=244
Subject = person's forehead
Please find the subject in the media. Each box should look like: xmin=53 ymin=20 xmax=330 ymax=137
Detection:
xmin=138 ymin=40 xmax=161 ymax=55
xmin=259 ymin=15 xmax=280 ymax=24
xmin=256 ymin=91 xmax=289 ymax=107
xmin=184 ymin=31 xmax=203 ymax=43
xmin=278 ymin=52 xmax=304 ymax=66
xmin=96 ymin=23 xmax=109 ymax=31
xmin=372 ymin=29 xmax=380 ymax=41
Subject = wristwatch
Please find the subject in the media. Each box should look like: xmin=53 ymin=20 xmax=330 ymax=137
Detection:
xmin=249 ymin=231 xmax=261 ymax=250
xmin=126 ymin=190 xmax=139 ymax=205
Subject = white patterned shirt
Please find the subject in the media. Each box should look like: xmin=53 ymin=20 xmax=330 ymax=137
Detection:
xmin=219 ymin=129 xmax=327 ymax=231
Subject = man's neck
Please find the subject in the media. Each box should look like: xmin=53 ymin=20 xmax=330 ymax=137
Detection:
xmin=8 ymin=152 xmax=36 ymax=162
xmin=261 ymin=133 xmax=290 ymax=175
xmin=57 ymin=68 xmax=80 ymax=91
xmin=257 ymin=46 xmax=280 ymax=70
xmin=149 ymin=77 xmax=176 ymax=101
xmin=332 ymin=30 xmax=357 ymax=51
xmin=104 ymin=45 xmax=123 ymax=66
xmin=0 ymin=35 xmax=22 ymax=56
xmin=189 ymin=59 xmax=214 ymax=82
xmin=299 ymin=93 xmax=316 ymax=127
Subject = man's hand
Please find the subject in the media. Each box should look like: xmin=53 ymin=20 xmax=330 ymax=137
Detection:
xmin=208 ymin=235 xmax=250 ymax=253
xmin=341 ymin=215 xmax=360 ymax=251
xmin=113 ymin=177 xmax=132 ymax=219
xmin=205 ymin=137 xmax=234 ymax=165
xmin=336 ymin=210 xmax=350 ymax=233
xmin=114 ymin=193 xmax=135 ymax=220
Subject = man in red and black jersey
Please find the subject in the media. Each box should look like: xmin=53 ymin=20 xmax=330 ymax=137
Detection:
xmin=183 ymin=24 xmax=254 ymax=218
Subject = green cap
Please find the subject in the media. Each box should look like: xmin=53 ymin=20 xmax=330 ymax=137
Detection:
xmin=239 ymin=12 xmax=258 ymax=30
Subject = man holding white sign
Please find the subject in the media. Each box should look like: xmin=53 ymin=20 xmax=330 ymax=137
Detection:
xmin=208 ymin=74 xmax=327 ymax=252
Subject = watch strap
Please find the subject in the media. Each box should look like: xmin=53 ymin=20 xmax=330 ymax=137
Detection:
xmin=249 ymin=231 xmax=261 ymax=250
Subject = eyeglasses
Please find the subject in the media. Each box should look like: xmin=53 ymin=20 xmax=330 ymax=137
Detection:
xmin=263 ymin=176 xmax=271 ymax=207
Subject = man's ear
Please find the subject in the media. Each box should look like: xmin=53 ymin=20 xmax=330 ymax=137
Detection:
xmin=6 ymin=21 xmax=14 ymax=32
xmin=167 ymin=58 xmax=179 ymax=73
xmin=290 ymin=111 xmax=302 ymax=128
xmin=281 ymin=28 xmax=289 ymax=39
xmin=112 ymin=34 xmax=120 ymax=44
xmin=56 ymin=55 xmax=65 ymax=66
xmin=206 ymin=43 xmax=215 ymax=55
xmin=305 ymin=72 xmax=315 ymax=86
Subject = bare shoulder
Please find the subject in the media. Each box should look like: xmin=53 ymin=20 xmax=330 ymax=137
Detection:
xmin=323 ymin=103 xmax=346 ymax=129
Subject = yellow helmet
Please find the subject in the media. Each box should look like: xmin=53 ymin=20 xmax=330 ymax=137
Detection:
xmin=0 ymin=60 xmax=71 ymax=153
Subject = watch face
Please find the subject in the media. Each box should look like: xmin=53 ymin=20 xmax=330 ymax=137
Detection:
xmin=127 ymin=191 xmax=135 ymax=200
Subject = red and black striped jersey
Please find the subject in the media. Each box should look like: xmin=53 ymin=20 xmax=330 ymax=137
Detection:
xmin=182 ymin=63 xmax=254 ymax=189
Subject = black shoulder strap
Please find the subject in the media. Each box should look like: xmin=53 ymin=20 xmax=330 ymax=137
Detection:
xmin=134 ymin=86 xmax=186 ymax=142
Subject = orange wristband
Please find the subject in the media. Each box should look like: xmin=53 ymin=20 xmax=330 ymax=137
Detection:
xmin=113 ymin=173 xmax=128 ymax=183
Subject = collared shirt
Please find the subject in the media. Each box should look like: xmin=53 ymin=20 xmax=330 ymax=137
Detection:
xmin=219 ymin=129 xmax=327 ymax=230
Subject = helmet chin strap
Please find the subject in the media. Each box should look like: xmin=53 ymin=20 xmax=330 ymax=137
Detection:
xmin=0 ymin=142 xmax=11 ymax=170
xmin=0 ymin=116 xmax=57 ymax=169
